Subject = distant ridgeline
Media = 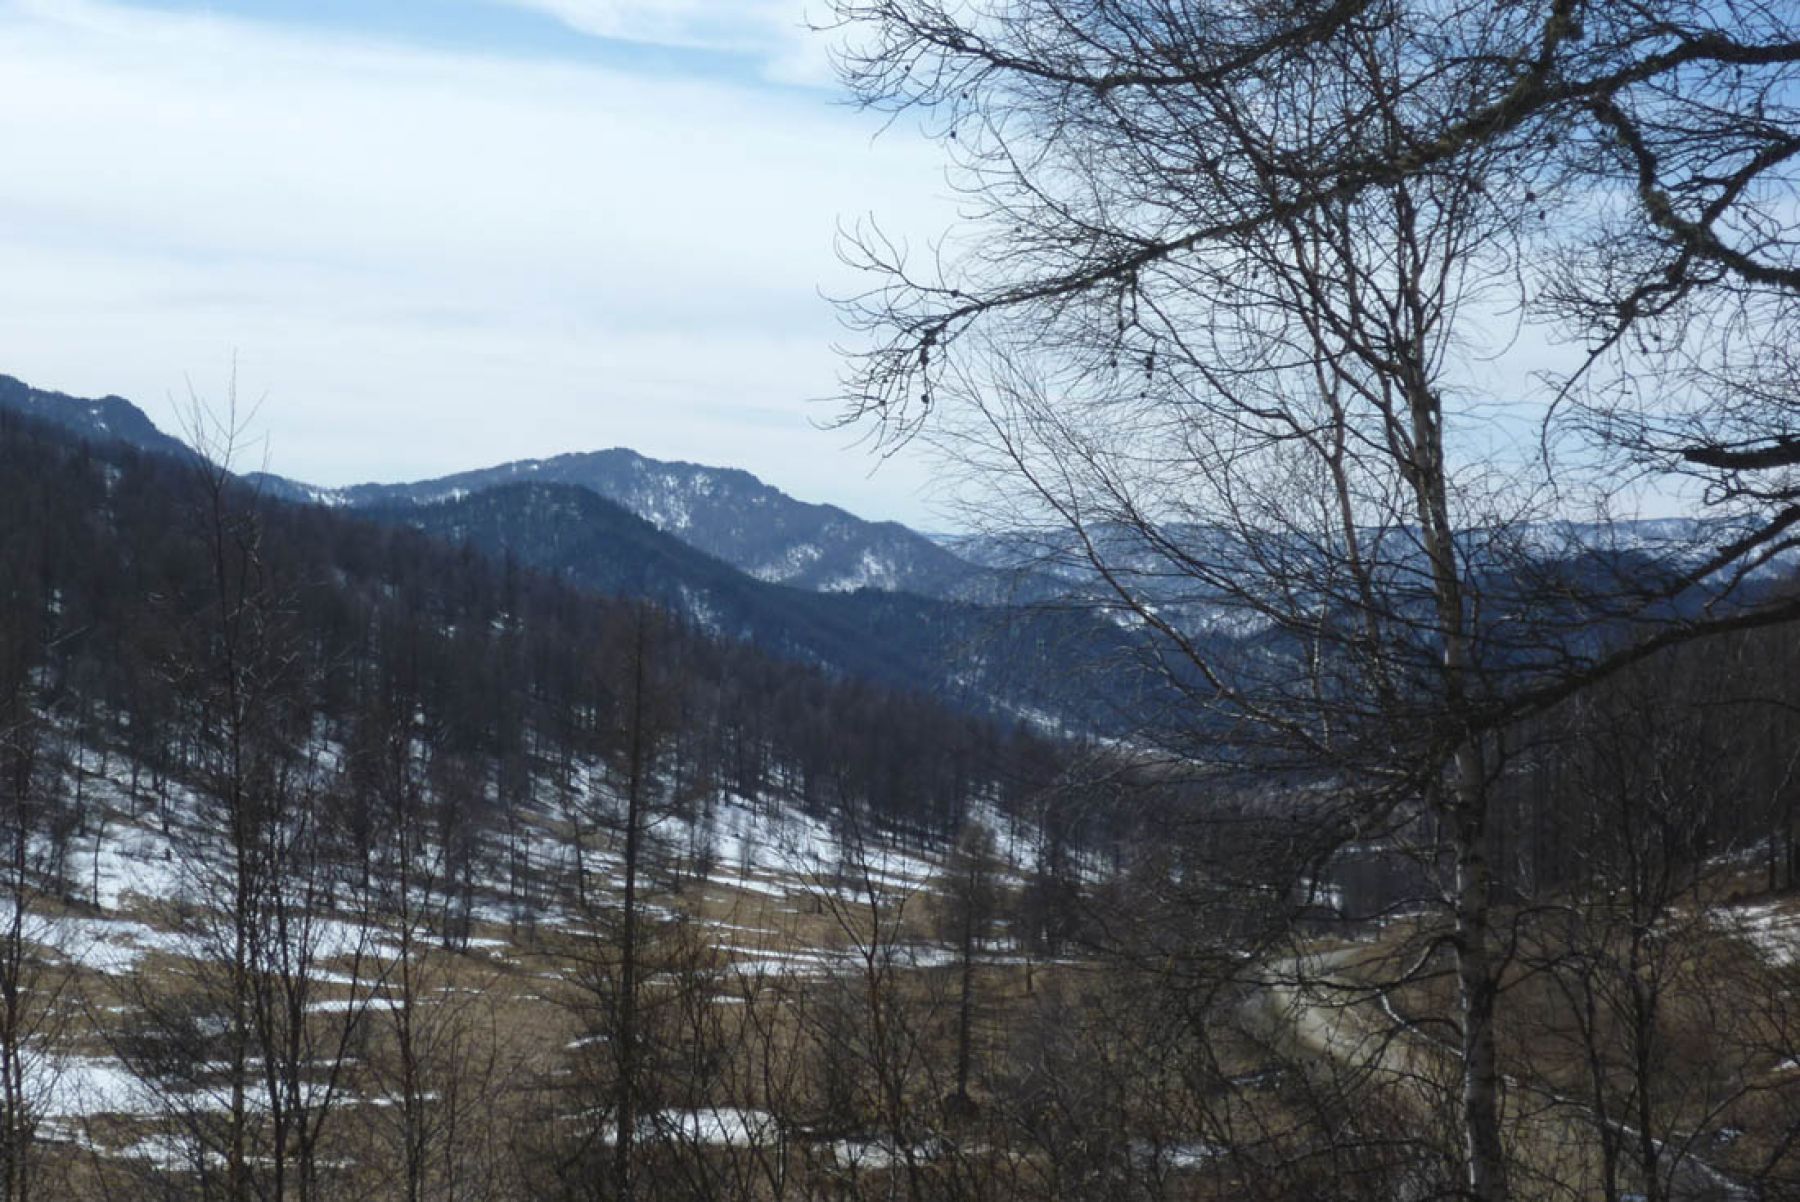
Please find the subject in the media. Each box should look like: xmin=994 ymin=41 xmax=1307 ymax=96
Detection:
xmin=251 ymin=446 xmax=998 ymax=599
xmin=3 ymin=371 xmax=1783 ymax=766
xmin=0 ymin=373 xmax=194 ymax=460
xmin=0 ymin=373 xmax=1158 ymax=736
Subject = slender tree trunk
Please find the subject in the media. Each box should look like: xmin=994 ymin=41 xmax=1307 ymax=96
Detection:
xmin=1406 ymin=333 xmax=1508 ymax=1197
xmin=228 ymin=808 xmax=253 ymax=1202
xmin=1579 ymin=973 xmax=1623 ymax=1202
xmin=1629 ymin=960 xmax=1664 ymax=1202
xmin=1450 ymin=758 xmax=1508 ymax=1202
xmin=613 ymin=615 xmax=648 ymax=1202
xmin=954 ymin=876 xmax=976 ymax=1107
xmin=1 ymin=783 xmax=30 ymax=1202
xmin=396 ymin=835 xmax=426 ymax=1202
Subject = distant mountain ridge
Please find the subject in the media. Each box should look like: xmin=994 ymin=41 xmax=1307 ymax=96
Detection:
xmin=0 ymin=372 xmax=1035 ymax=605
xmin=251 ymin=448 xmax=992 ymax=600
xmin=0 ymin=374 xmax=193 ymax=461
xmin=375 ymin=479 xmax=1142 ymax=723
xmin=0 ymin=373 xmax=1138 ymax=729
xmin=7 ymin=371 xmax=1779 ymax=720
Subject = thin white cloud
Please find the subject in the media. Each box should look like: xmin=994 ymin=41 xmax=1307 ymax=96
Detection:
xmin=490 ymin=0 xmax=833 ymax=83
xmin=0 ymin=0 xmax=952 ymax=522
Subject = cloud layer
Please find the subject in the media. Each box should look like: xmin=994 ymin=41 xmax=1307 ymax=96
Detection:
xmin=493 ymin=0 xmax=830 ymax=81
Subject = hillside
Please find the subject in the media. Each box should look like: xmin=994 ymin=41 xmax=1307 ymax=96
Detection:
xmin=369 ymin=480 xmax=1149 ymax=728
xmin=0 ymin=376 xmax=1148 ymax=731
xmin=0 ymin=402 xmax=1128 ymax=1197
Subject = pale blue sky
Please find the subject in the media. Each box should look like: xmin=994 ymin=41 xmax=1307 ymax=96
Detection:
xmin=0 ymin=0 xmax=953 ymax=524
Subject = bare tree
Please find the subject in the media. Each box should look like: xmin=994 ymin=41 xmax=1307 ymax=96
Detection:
xmin=543 ymin=606 xmax=691 ymax=1202
xmin=105 ymin=389 xmax=375 ymax=1202
xmin=0 ymin=533 xmax=75 ymax=1202
xmin=933 ymin=821 xmax=1001 ymax=1120
xmin=800 ymin=804 xmax=943 ymax=1202
xmin=175 ymin=392 xmax=285 ymax=1202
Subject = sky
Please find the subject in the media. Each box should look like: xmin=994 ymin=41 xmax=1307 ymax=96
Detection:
xmin=0 ymin=0 xmax=957 ymax=525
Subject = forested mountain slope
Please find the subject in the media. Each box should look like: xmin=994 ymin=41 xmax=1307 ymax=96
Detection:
xmin=0 ymin=401 xmax=1129 ymax=1198
xmin=9 ymin=380 xmax=1800 ymax=1199
xmin=368 ymin=480 xmax=1150 ymax=728
xmin=0 ymin=404 xmax=1075 ymax=846
xmin=0 ymin=375 xmax=1149 ymax=731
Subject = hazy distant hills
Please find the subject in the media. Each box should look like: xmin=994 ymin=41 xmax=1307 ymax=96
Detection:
xmin=0 ymin=371 xmax=1043 ymax=608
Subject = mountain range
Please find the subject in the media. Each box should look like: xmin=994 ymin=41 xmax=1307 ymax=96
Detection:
xmin=0 ymin=374 xmax=998 ymax=600
xmin=0 ymin=373 xmax=1140 ymax=730
xmin=248 ymin=448 xmax=1000 ymax=601
xmin=6 ymin=370 xmax=1782 ymax=736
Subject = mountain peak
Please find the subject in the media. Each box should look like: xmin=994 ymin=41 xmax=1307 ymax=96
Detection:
xmin=311 ymin=446 xmax=985 ymax=598
xmin=1 ymin=371 xmax=998 ymax=602
xmin=0 ymin=375 xmax=193 ymax=460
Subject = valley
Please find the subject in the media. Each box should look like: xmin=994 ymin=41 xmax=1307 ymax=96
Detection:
xmin=6 ymin=0 xmax=1800 ymax=1197
xmin=3 ymin=374 xmax=1800 ymax=1201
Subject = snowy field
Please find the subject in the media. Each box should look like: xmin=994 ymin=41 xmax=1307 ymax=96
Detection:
xmin=1 ymin=739 xmax=1056 ymax=1157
